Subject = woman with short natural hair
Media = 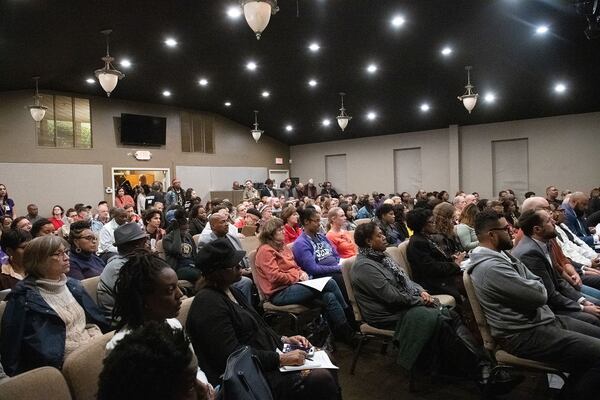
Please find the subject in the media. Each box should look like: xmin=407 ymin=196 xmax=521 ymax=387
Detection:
xmin=0 ymin=229 xmax=31 ymax=290
xmin=0 ymin=235 xmax=108 ymax=376
xmin=68 ymin=220 xmax=105 ymax=280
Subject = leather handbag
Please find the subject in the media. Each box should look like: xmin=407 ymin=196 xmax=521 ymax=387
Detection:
xmin=216 ymin=346 xmax=274 ymax=400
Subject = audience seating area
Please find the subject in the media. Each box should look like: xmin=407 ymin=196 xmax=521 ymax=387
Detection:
xmin=1 ymin=181 xmax=600 ymax=399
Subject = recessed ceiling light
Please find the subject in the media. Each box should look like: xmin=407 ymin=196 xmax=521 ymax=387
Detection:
xmin=308 ymin=79 xmax=318 ymax=87
xmin=261 ymin=91 xmax=270 ymax=98
xmin=308 ymin=42 xmax=320 ymax=52
xmin=441 ymin=47 xmax=453 ymax=56
xmin=366 ymin=111 xmax=377 ymax=120
xmin=366 ymin=64 xmax=378 ymax=74
xmin=391 ymin=15 xmax=405 ymax=28
xmin=164 ymin=38 xmax=178 ymax=47
xmin=285 ymin=125 xmax=293 ymax=132
xmin=420 ymin=103 xmax=430 ymax=112
xmin=554 ymin=82 xmax=567 ymax=93
xmin=86 ymin=78 xmax=95 ymax=84
xmin=246 ymin=61 xmax=257 ymax=71
xmin=536 ymin=25 xmax=549 ymax=35
xmin=224 ymin=101 xmax=232 ymax=107
xmin=120 ymin=59 xmax=132 ymax=68
xmin=198 ymin=78 xmax=209 ymax=86
xmin=484 ymin=93 xmax=496 ymax=103
xmin=162 ymin=90 xmax=171 ymax=97
xmin=226 ymin=5 xmax=242 ymax=19
xmin=322 ymin=118 xmax=331 ymax=126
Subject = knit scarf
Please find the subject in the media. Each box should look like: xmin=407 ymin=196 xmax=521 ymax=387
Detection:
xmin=358 ymin=247 xmax=421 ymax=297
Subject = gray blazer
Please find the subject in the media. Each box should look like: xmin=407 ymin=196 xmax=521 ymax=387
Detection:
xmin=512 ymin=235 xmax=581 ymax=313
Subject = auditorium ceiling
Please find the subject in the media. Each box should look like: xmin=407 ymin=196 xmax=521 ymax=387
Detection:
xmin=1 ymin=0 xmax=598 ymax=144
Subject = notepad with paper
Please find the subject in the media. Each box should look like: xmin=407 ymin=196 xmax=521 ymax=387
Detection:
xmin=279 ymin=350 xmax=338 ymax=372
xmin=297 ymin=277 xmax=331 ymax=292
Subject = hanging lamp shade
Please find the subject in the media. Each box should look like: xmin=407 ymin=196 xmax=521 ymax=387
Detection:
xmin=336 ymin=92 xmax=352 ymax=131
xmin=251 ymin=110 xmax=264 ymax=142
xmin=94 ymin=30 xmax=124 ymax=97
xmin=241 ymin=0 xmax=279 ymax=40
xmin=27 ymin=77 xmax=47 ymax=122
xmin=457 ymin=66 xmax=478 ymax=114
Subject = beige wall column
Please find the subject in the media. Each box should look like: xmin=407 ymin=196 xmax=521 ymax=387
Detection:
xmin=448 ymin=124 xmax=460 ymax=195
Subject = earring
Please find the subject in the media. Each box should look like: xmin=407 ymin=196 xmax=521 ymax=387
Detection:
xmin=75 ymin=247 xmax=82 ymax=254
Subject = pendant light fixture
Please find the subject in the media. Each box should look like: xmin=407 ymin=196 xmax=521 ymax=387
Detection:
xmin=94 ymin=29 xmax=124 ymax=97
xmin=457 ymin=66 xmax=478 ymax=114
xmin=251 ymin=110 xmax=264 ymax=142
xmin=240 ymin=0 xmax=279 ymax=40
xmin=28 ymin=76 xmax=47 ymax=122
xmin=336 ymin=92 xmax=352 ymax=131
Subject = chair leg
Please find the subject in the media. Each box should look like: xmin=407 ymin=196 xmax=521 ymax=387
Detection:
xmin=288 ymin=313 xmax=299 ymax=332
xmin=350 ymin=335 xmax=367 ymax=375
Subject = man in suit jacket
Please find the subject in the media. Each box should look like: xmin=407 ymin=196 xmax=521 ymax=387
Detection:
xmin=564 ymin=192 xmax=599 ymax=248
xmin=512 ymin=209 xmax=600 ymax=326
xmin=405 ymin=208 xmax=464 ymax=302
xmin=259 ymin=179 xmax=277 ymax=198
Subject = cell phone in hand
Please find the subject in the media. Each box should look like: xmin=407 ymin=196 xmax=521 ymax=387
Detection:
xmin=283 ymin=344 xmax=315 ymax=359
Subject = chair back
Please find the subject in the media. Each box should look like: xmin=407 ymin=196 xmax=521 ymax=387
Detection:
xmin=397 ymin=240 xmax=413 ymax=277
xmin=176 ymin=297 xmax=194 ymax=327
xmin=241 ymin=225 xmax=257 ymax=237
xmin=248 ymin=250 xmax=266 ymax=302
xmin=354 ymin=218 xmax=371 ymax=226
xmin=81 ymin=276 xmax=100 ymax=305
xmin=155 ymin=239 xmax=165 ymax=260
xmin=62 ymin=331 xmax=115 ymax=400
xmin=240 ymin=235 xmax=260 ymax=253
xmin=462 ymin=270 xmax=497 ymax=352
xmin=0 ymin=366 xmax=72 ymax=400
xmin=340 ymin=256 xmax=362 ymax=322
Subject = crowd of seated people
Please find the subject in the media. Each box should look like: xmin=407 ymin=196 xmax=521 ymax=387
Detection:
xmin=2 ymin=178 xmax=600 ymax=398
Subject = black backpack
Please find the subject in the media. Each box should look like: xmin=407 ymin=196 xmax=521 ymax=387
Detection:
xmin=216 ymin=346 xmax=274 ymax=400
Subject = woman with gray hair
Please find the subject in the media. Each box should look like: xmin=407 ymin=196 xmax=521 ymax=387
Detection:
xmin=0 ymin=235 xmax=109 ymax=376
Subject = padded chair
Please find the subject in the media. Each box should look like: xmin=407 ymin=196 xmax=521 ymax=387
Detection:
xmin=339 ymin=257 xmax=395 ymax=375
xmin=354 ymin=218 xmax=371 ymax=226
xmin=248 ymin=250 xmax=314 ymax=332
xmin=387 ymin=243 xmax=456 ymax=308
xmin=0 ymin=366 xmax=72 ymax=400
xmin=463 ymin=271 xmax=567 ymax=380
xmin=81 ymin=276 xmax=100 ymax=305
xmin=155 ymin=239 xmax=165 ymax=260
xmin=62 ymin=331 xmax=115 ymax=400
xmin=176 ymin=296 xmax=194 ymax=326
xmin=240 ymin=235 xmax=260 ymax=253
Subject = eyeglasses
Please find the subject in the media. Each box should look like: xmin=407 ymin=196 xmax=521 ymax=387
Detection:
xmin=489 ymin=225 xmax=511 ymax=233
xmin=52 ymin=249 xmax=70 ymax=258
xmin=78 ymin=235 xmax=97 ymax=241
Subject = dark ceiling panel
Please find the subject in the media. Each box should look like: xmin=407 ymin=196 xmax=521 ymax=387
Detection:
xmin=0 ymin=0 xmax=597 ymax=145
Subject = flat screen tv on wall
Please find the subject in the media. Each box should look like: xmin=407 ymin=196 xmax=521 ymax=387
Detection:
xmin=120 ymin=113 xmax=167 ymax=146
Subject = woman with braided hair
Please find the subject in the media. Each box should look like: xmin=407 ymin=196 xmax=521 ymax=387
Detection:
xmin=106 ymin=250 xmax=214 ymax=399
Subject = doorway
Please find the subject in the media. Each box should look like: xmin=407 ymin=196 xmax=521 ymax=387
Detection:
xmin=111 ymin=168 xmax=170 ymax=206
xmin=268 ymin=169 xmax=290 ymax=188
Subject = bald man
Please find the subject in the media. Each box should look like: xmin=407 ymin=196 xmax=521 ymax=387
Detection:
xmin=563 ymin=192 xmax=599 ymax=248
xmin=197 ymin=212 xmax=254 ymax=305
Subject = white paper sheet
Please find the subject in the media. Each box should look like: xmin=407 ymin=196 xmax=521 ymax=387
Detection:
xmin=280 ymin=350 xmax=339 ymax=372
xmin=298 ymin=277 xmax=331 ymax=292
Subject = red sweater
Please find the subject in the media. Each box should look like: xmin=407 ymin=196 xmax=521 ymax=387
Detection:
xmin=326 ymin=230 xmax=357 ymax=258
xmin=255 ymin=244 xmax=303 ymax=298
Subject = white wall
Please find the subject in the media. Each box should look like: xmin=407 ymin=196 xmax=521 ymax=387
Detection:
xmin=290 ymin=128 xmax=450 ymax=195
xmin=291 ymin=112 xmax=600 ymax=200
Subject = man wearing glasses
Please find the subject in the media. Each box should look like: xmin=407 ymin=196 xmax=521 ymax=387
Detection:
xmin=468 ymin=210 xmax=600 ymax=398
